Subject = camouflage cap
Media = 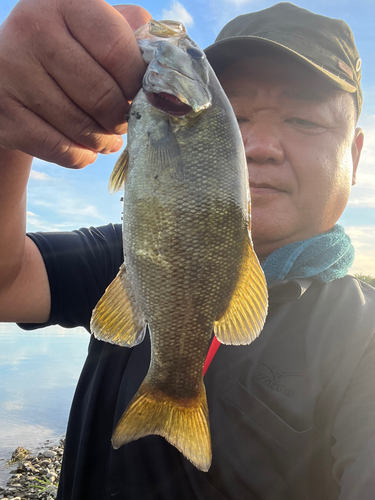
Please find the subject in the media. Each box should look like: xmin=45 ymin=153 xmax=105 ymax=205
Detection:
xmin=205 ymin=2 xmax=362 ymax=115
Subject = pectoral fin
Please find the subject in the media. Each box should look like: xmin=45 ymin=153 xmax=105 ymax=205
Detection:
xmin=109 ymin=147 xmax=129 ymax=194
xmin=147 ymin=120 xmax=184 ymax=180
xmin=90 ymin=263 xmax=146 ymax=347
xmin=214 ymin=235 xmax=268 ymax=345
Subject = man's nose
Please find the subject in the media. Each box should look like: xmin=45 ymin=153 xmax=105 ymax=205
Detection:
xmin=242 ymin=122 xmax=285 ymax=165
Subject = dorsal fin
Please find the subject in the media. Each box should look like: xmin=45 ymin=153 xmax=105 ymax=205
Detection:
xmin=109 ymin=147 xmax=129 ymax=194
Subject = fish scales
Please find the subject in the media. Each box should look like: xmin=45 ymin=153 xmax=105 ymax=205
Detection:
xmin=91 ymin=19 xmax=268 ymax=472
xmin=126 ymin=96 xmax=246 ymax=395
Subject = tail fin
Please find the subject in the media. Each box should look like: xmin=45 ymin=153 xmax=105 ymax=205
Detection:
xmin=112 ymin=380 xmax=212 ymax=472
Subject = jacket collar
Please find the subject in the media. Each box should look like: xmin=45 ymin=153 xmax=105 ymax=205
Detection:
xmin=268 ymin=278 xmax=313 ymax=303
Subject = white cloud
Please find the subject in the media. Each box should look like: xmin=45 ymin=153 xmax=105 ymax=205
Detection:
xmin=220 ymin=0 xmax=257 ymax=4
xmin=4 ymin=400 xmax=24 ymax=411
xmin=26 ymin=163 xmax=116 ymax=231
xmin=32 ymin=158 xmax=51 ymax=167
xmin=162 ymin=1 xmax=194 ymax=27
xmin=206 ymin=0 xmax=265 ymax=33
xmin=346 ymin=226 xmax=375 ymax=276
xmin=340 ymin=113 xmax=375 ymax=276
xmin=30 ymin=170 xmax=52 ymax=181
xmin=348 ymin=196 xmax=375 ymax=208
xmin=58 ymin=201 xmax=102 ymax=219
xmin=26 ymin=211 xmax=63 ymax=232
xmin=26 ymin=211 xmax=40 ymax=226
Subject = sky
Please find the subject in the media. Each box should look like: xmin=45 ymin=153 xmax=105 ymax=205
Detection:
xmin=1 ymin=0 xmax=374 ymax=275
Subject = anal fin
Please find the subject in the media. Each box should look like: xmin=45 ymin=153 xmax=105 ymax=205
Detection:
xmin=214 ymin=235 xmax=268 ymax=345
xmin=90 ymin=263 xmax=146 ymax=347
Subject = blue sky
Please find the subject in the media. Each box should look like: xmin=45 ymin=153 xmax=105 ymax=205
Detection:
xmin=1 ymin=0 xmax=374 ymax=275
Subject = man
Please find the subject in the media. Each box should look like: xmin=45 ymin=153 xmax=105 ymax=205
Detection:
xmin=0 ymin=1 xmax=374 ymax=499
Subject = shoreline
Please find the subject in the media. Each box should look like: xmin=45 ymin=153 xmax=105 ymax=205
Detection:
xmin=0 ymin=439 xmax=64 ymax=500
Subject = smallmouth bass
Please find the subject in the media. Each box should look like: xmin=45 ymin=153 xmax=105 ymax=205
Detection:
xmin=91 ymin=19 xmax=268 ymax=472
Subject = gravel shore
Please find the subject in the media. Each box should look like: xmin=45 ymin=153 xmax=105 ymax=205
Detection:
xmin=0 ymin=440 xmax=64 ymax=500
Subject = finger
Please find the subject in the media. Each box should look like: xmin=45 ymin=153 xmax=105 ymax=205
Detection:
xmin=8 ymin=5 xmax=129 ymax=136
xmin=63 ymin=0 xmax=146 ymax=101
xmin=20 ymin=71 xmax=124 ymax=154
xmin=31 ymin=26 xmax=130 ymax=137
xmin=113 ymin=5 xmax=153 ymax=31
xmin=0 ymin=99 xmax=98 ymax=169
xmin=0 ymin=25 xmax=125 ymax=152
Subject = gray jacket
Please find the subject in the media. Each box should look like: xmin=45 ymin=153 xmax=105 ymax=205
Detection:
xmin=205 ymin=276 xmax=375 ymax=499
xmin=21 ymin=227 xmax=375 ymax=499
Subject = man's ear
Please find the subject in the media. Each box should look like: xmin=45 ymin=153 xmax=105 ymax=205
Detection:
xmin=351 ymin=127 xmax=364 ymax=186
xmin=113 ymin=5 xmax=152 ymax=31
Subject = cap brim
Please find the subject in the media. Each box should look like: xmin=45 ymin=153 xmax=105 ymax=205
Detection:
xmin=204 ymin=36 xmax=357 ymax=93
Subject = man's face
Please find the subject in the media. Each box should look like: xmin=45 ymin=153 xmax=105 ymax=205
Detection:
xmin=219 ymin=54 xmax=363 ymax=260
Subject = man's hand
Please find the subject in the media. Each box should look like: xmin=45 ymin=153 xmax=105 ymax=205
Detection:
xmin=0 ymin=0 xmax=152 ymax=168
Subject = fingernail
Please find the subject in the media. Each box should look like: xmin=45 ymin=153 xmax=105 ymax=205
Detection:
xmin=113 ymin=137 xmax=123 ymax=151
xmin=109 ymin=137 xmax=123 ymax=153
xmin=100 ymin=137 xmax=123 ymax=155
xmin=89 ymin=152 xmax=97 ymax=164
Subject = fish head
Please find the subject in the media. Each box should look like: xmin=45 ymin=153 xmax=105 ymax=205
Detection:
xmin=135 ymin=20 xmax=212 ymax=117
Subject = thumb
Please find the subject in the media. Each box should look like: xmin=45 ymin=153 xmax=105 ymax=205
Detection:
xmin=113 ymin=4 xmax=152 ymax=31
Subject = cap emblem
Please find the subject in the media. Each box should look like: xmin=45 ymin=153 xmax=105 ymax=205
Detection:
xmin=337 ymin=60 xmax=353 ymax=80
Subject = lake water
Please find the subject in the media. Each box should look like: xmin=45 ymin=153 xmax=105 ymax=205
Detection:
xmin=0 ymin=322 xmax=89 ymax=486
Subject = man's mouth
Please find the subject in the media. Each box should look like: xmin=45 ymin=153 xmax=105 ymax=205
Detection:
xmin=250 ymin=182 xmax=280 ymax=193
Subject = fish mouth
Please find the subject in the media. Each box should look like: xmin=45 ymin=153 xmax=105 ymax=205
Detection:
xmin=146 ymin=92 xmax=192 ymax=116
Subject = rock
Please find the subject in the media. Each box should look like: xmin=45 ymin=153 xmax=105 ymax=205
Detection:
xmin=7 ymin=447 xmax=29 ymax=465
xmin=2 ymin=439 xmax=64 ymax=499
xmin=39 ymin=460 xmax=50 ymax=467
xmin=9 ymin=473 xmax=22 ymax=480
xmin=44 ymin=484 xmax=58 ymax=498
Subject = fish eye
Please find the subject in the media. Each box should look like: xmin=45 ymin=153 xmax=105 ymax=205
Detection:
xmin=187 ymin=47 xmax=205 ymax=59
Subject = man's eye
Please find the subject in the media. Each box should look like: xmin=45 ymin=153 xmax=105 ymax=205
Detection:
xmin=287 ymin=118 xmax=320 ymax=128
xmin=236 ymin=117 xmax=248 ymax=125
